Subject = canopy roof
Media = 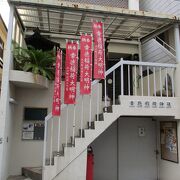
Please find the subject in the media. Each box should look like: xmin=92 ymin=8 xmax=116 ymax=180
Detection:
xmin=9 ymin=0 xmax=180 ymax=40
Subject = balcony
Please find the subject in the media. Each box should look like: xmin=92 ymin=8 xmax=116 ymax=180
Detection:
xmin=9 ymin=70 xmax=49 ymax=89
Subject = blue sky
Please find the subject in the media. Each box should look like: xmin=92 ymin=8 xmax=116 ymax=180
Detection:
xmin=0 ymin=0 xmax=10 ymax=27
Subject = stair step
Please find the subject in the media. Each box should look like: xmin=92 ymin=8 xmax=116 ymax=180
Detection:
xmin=53 ymin=150 xmax=64 ymax=157
xmin=87 ymin=121 xmax=95 ymax=129
xmin=62 ymin=142 xmax=73 ymax=148
xmin=22 ymin=167 xmax=42 ymax=180
xmin=45 ymin=158 xmax=54 ymax=166
xmin=78 ymin=129 xmax=85 ymax=138
xmin=70 ymin=136 xmax=80 ymax=146
xmin=103 ymin=106 xmax=113 ymax=113
xmin=95 ymin=113 xmax=104 ymax=121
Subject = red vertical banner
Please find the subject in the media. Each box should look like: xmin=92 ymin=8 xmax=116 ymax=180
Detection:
xmin=52 ymin=50 xmax=62 ymax=116
xmin=64 ymin=41 xmax=79 ymax=104
xmin=80 ymin=34 xmax=92 ymax=95
xmin=92 ymin=21 xmax=105 ymax=79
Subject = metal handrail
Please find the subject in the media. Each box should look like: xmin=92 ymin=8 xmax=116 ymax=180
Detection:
xmin=122 ymin=60 xmax=177 ymax=68
xmin=155 ymin=36 xmax=176 ymax=54
xmin=43 ymin=58 xmax=123 ymax=167
xmin=43 ymin=58 xmax=177 ymax=169
xmin=44 ymin=58 xmax=176 ymax=122
xmin=0 ymin=57 xmax=3 ymax=68
xmin=45 ymin=59 xmax=123 ymax=122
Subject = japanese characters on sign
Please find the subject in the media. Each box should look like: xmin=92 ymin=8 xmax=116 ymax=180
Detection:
xmin=92 ymin=21 xmax=105 ymax=79
xmin=52 ymin=50 xmax=62 ymax=116
xmin=80 ymin=34 xmax=92 ymax=94
xmin=64 ymin=41 xmax=79 ymax=104
xmin=129 ymin=100 xmax=172 ymax=109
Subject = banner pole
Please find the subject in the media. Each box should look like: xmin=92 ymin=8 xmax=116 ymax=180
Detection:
xmin=65 ymin=105 xmax=69 ymax=147
xmin=81 ymin=95 xmax=84 ymax=138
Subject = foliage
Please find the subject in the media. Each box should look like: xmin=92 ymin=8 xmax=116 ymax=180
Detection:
xmin=13 ymin=46 xmax=56 ymax=80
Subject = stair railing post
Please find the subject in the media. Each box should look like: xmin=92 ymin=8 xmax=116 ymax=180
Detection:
xmin=113 ymin=70 xmax=116 ymax=105
xmin=72 ymin=104 xmax=76 ymax=146
xmin=128 ymin=65 xmax=130 ymax=96
xmin=97 ymin=84 xmax=99 ymax=121
xmin=165 ymin=68 xmax=168 ymax=97
xmin=80 ymin=96 xmax=84 ymax=138
xmin=57 ymin=116 xmax=61 ymax=153
xmin=89 ymin=94 xmax=92 ymax=129
xmin=153 ymin=67 xmax=156 ymax=96
xmin=65 ymin=105 xmax=69 ymax=147
xmin=121 ymin=58 xmax=124 ymax=96
xmin=50 ymin=119 xmax=54 ymax=166
xmin=159 ymin=67 xmax=162 ymax=97
xmin=171 ymin=67 xmax=175 ymax=97
xmin=104 ymin=77 xmax=107 ymax=111
xmin=147 ymin=66 xmax=150 ymax=96
xmin=140 ymin=65 xmax=143 ymax=96
xmin=134 ymin=65 xmax=137 ymax=96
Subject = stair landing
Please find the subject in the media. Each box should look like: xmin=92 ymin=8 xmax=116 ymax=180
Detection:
xmin=22 ymin=167 xmax=42 ymax=180
xmin=7 ymin=176 xmax=31 ymax=180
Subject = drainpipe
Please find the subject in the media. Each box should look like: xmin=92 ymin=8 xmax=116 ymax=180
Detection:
xmin=128 ymin=0 xmax=139 ymax=11
xmin=174 ymin=24 xmax=180 ymax=97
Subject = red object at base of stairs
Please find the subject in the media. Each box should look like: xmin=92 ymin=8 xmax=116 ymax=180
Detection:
xmin=86 ymin=148 xmax=94 ymax=180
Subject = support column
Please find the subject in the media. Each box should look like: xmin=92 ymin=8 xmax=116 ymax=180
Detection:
xmin=128 ymin=0 xmax=139 ymax=11
xmin=138 ymin=40 xmax=142 ymax=61
xmin=174 ymin=24 xmax=180 ymax=63
xmin=0 ymin=5 xmax=14 ymax=180
xmin=174 ymin=24 xmax=180 ymax=97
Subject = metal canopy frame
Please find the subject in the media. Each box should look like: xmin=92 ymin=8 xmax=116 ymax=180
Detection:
xmin=9 ymin=0 xmax=180 ymax=41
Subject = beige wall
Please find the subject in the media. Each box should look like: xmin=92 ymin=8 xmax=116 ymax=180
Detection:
xmin=52 ymin=38 xmax=139 ymax=55
xmin=9 ymin=84 xmax=54 ymax=175
xmin=9 ymin=81 xmax=102 ymax=175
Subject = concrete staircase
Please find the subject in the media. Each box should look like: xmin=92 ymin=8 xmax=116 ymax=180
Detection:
xmin=142 ymin=38 xmax=176 ymax=64
xmin=43 ymin=105 xmax=119 ymax=180
xmin=42 ymin=55 xmax=179 ymax=179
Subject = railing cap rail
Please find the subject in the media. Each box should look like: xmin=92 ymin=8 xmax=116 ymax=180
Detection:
xmin=45 ymin=59 xmax=176 ymax=121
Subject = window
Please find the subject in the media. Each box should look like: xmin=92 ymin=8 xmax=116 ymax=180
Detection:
xmin=0 ymin=37 xmax=4 ymax=59
xmin=24 ymin=107 xmax=48 ymax=121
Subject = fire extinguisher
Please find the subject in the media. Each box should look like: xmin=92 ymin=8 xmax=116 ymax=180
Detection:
xmin=86 ymin=146 xmax=94 ymax=180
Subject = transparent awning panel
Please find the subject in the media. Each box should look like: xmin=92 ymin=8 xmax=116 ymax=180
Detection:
xmin=9 ymin=0 xmax=180 ymax=40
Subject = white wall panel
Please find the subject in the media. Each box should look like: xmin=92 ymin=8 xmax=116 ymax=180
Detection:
xmin=142 ymin=39 xmax=176 ymax=64
xmin=140 ymin=0 xmax=180 ymax=16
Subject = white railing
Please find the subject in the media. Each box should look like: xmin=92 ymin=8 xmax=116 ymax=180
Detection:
xmin=0 ymin=57 xmax=3 ymax=69
xmin=155 ymin=36 xmax=176 ymax=56
xmin=43 ymin=59 xmax=177 ymax=168
xmin=121 ymin=60 xmax=176 ymax=97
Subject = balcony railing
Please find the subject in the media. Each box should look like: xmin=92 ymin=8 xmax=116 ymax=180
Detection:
xmin=155 ymin=36 xmax=176 ymax=56
xmin=0 ymin=57 xmax=3 ymax=69
xmin=43 ymin=59 xmax=177 ymax=168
